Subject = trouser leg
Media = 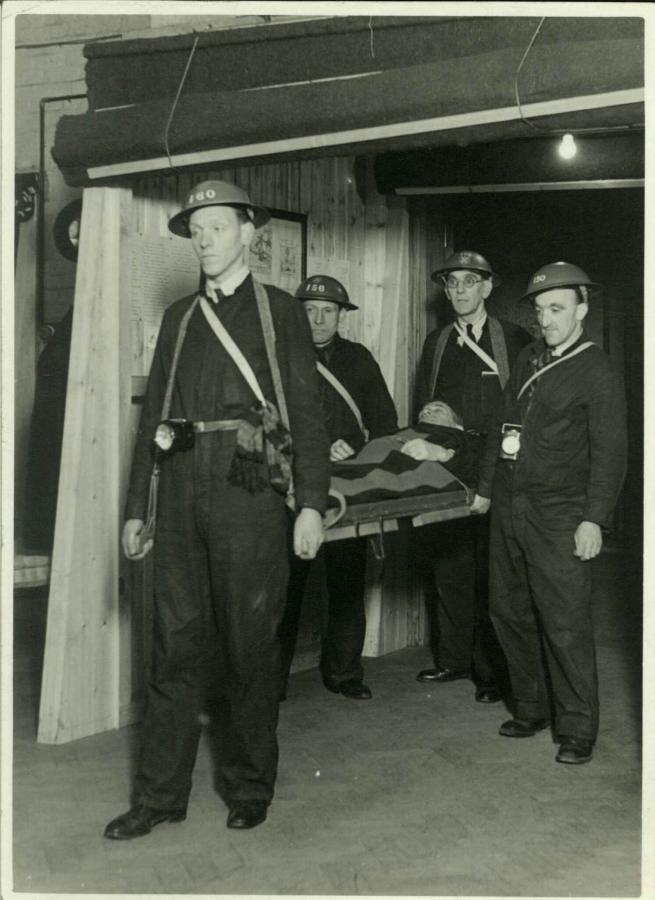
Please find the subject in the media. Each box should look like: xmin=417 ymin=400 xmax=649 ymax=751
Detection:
xmin=523 ymin=519 xmax=598 ymax=742
xmin=134 ymin=522 xmax=212 ymax=812
xmin=431 ymin=517 xmax=477 ymax=671
xmin=489 ymin=506 xmax=551 ymax=722
xmin=470 ymin=513 xmax=507 ymax=688
xmin=277 ymin=534 xmax=312 ymax=698
xmin=207 ymin=493 xmax=289 ymax=804
xmin=320 ymin=538 xmax=367 ymax=685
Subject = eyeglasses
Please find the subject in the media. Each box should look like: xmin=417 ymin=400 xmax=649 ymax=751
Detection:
xmin=444 ymin=275 xmax=485 ymax=291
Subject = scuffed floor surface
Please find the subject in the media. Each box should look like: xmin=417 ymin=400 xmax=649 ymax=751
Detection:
xmin=12 ymin=549 xmax=641 ymax=895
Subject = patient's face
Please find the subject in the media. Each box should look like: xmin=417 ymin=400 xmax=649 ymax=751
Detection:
xmin=418 ymin=401 xmax=459 ymax=429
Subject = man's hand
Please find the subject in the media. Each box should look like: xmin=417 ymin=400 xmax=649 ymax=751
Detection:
xmin=470 ymin=494 xmax=491 ymax=515
xmin=330 ymin=439 xmax=356 ymax=462
xmin=122 ymin=518 xmax=151 ymax=560
xmin=401 ymin=438 xmax=454 ymax=463
xmin=293 ymin=508 xmax=324 ymax=560
xmin=574 ymin=521 xmax=603 ymax=561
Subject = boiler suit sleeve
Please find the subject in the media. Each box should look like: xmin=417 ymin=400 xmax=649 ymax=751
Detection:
xmin=279 ymin=299 xmax=331 ymax=514
xmin=582 ymin=359 xmax=627 ymax=529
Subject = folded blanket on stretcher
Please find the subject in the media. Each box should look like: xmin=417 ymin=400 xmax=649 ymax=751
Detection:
xmin=328 ymin=425 xmax=471 ymax=507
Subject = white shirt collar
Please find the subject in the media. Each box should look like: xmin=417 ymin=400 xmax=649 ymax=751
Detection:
xmin=205 ymin=264 xmax=250 ymax=302
xmin=456 ymin=311 xmax=487 ymax=342
xmin=551 ymin=323 xmax=583 ymax=357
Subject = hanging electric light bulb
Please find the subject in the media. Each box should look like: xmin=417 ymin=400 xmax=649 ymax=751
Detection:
xmin=558 ymin=133 xmax=577 ymax=160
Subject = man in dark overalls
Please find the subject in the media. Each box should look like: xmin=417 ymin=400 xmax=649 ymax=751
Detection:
xmin=481 ymin=262 xmax=627 ymax=764
xmin=104 ymin=181 xmax=330 ymax=837
xmin=278 ymin=275 xmax=398 ymax=701
xmin=414 ymin=251 xmax=532 ymax=702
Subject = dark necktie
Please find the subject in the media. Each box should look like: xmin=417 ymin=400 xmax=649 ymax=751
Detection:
xmin=466 ymin=323 xmax=476 ymax=343
xmin=317 ymin=346 xmax=330 ymax=367
xmin=205 ymin=285 xmax=226 ymax=304
xmin=537 ymin=347 xmax=553 ymax=369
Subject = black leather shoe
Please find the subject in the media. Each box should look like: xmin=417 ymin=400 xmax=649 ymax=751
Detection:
xmin=338 ymin=679 xmax=372 ymax=700
xmin=416 ymin=667 xmax=470 ymax=684
xmin=499 ymin=717 xmax=551 ymax=738
xmin=475 ymin=686 xmax=502 ymax=703
xmin=104 ymin=804 xmax=186 ymax=840
xmin=227 ymin=800 xmax=268 ymax=829
xmin=556 ymin=737 xmax=593 ymax=765
xmin=323 ymin=677 xmax=372 ymax=699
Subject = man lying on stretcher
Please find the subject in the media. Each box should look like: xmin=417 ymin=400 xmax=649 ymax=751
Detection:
xmin=328 ymin=399 xmax=479 ymax=506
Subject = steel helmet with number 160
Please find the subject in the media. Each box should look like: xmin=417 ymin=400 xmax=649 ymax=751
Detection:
xmin=168 ymin=179 xmax=270 ymax=237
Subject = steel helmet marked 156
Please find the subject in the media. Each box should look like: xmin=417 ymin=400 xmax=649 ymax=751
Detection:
xmin=431 ymin=250 xmax=501 ymax=285
xmin=522 ymin=261 xmax=601 ymax=301
xmin=294 ymin=274 xmax=358 ymax=310
xmin=168 ymin=180 xmax=271 ymax=238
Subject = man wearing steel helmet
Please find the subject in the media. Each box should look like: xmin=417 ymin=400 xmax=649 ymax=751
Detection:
xmin=278 ymin=274 xmax=398 ymax=701
xmin=480 ymin=262 xmax=627 ymax=764
xmin=414 ymin=251 xmax=531 ymax=703
xmin=104 ymin=181 xmax=330 ymax=837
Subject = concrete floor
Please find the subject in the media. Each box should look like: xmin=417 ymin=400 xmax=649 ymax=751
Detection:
xmin=12 ymin=549 xmax=642 ymax=896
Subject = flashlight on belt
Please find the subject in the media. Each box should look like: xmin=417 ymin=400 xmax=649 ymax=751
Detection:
xmin=154 ymin=419 xmax=195 ymax=453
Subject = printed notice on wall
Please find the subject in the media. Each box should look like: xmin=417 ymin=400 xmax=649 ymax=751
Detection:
xmin=250 ymin=216 xmax=303 ymax=293
xmin=130 ymin=234 xmax=200 ymax=375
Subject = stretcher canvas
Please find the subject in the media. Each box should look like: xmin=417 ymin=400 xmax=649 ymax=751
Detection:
xmin=325 ymin=430 xmax=471 ymax=541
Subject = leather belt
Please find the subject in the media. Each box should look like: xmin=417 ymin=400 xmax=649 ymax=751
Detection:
xmin=193 ymin=419 xmax=242 ymax=433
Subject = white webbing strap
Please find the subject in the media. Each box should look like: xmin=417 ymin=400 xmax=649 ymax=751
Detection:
xmin=454 ymin=322 xmax=499 ymax=375
xmin=316 ymin=361 xmax=367 ymax=439
xmin=253 ymin=279 xmax=290 ymax=429
xmin=517 ymin=341 xmax=594 ymax=400
xmin=198 ymin=295 xmax=266 ymax=405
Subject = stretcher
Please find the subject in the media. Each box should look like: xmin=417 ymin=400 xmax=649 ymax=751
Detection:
xmin=321 ymin=430 xmax=474 ymax=546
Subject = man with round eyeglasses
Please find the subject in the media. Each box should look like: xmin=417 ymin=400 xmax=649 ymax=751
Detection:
xmin=414 ymin=250 xmax=532 ymax=704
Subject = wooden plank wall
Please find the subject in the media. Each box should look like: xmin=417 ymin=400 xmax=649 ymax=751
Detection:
xmin=38 ymin=186 xmax=131 ymax=743
xmin=37 ymin=157 xmax=457 ymax=742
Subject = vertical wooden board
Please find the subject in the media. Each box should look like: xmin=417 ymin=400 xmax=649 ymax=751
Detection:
xmin=38 ymin=186 xmax=130 ymax=744
xmin=287 ymin=159 xmax=301 ymax=212
xmin=361 ymin=159 xmax=387 ymax=361
xmin=14 ymin=210 xmax=38 ymax=546
xmin=345 ymin=166 xmax=366 ymax=345
xmin=334 ymin=157 xmax=346 ymax=258
xmin=322 ymin=158 xmax=336 ymax=260
xmin=299 ymin=159 xmax=313 ymax=221
xmin=378 ymin=197 xmax=410 ymax=421
xmin=117 ymin=185 xmax=143 ymax=724
xmin=159 ymin=174 xmax=179 ymax=237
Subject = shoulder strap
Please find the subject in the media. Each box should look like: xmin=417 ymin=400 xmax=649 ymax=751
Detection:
xmin=316 ymin=360 xmax=367 ymax=437
xmin=488 ymin=317 xmax=510 ymax=389
xmin=253 ymin=279 xmax=289 ymax=429
xmin=453 ymin=321 xmax=499 ymax=374
xmin=517 ymin=341 xmax=595 ymax=400
xmin=198 ymin=295 xmax=266 ymax=404
xmin=161 ymin=296 xmax=200 ymax=420
xmin=429 ymin=323 xmax=455 ymax=399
